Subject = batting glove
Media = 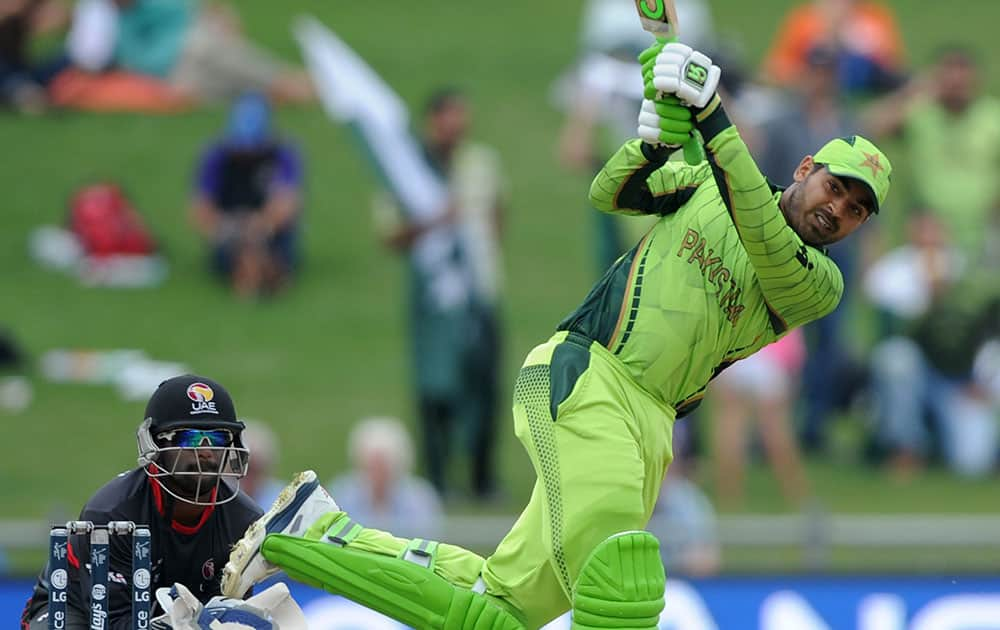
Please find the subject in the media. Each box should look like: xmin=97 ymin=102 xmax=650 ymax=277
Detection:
xmin=638 ymin=40 xmax=666 ymax=84
xmin=645 ymin=42 xmax=721 ymax=108
xmin=637 ymin=98 xmax=694 ymax=147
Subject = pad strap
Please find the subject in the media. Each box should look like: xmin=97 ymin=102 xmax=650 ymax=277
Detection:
xmin=471 ymin=576 xmax=487 ymax=594
xmin=400 ymin=537 xmax=439 ymax=570
xmin=324 ymin=516 xmax=362 ymax=546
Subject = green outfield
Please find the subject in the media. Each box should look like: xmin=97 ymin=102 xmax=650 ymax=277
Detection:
xmin=1 ymin=0 xmax=998 ymax=574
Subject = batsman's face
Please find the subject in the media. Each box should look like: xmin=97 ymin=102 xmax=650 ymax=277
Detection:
xmin=785 ymin=157 xmax=872 ymax=246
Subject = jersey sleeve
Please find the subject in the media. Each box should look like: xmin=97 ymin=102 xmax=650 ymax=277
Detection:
xmin=694 ymin=96 xmax=843 ymax=332
xmin=589 ymin=139 xmax=713 ymax=216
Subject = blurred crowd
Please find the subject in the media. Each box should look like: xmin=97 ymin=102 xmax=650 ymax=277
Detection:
xmin=3 ymin=0 xmax=1000 ymax=578
xmin=0 ymin=0 xmax=311 ymax=114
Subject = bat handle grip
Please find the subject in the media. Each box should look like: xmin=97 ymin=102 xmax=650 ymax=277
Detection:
xmin=654 ymin=36 xmax=705 ymax=166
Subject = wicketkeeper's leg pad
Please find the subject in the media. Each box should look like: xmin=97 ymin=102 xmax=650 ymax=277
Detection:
xmin=570 ymin=531 xmax=665 ymax=630
xmin=261 ymin=513 xmax=525 ymax=630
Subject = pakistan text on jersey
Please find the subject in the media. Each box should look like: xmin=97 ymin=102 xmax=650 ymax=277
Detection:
xmin=677 ymin=228 xmax=745 ymax=326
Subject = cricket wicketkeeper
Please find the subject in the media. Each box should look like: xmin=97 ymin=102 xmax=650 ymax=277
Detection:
xmin=20 ymin=375 xmax=310 ymax=630
xmin=219 ymin=39 xmax=892 ymax=630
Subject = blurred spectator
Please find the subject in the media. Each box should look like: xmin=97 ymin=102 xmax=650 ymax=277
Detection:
xmin=864 ymin=213 xmax=964 ymax=337
xmin=0 ymin=327 xmax=32 ymax=413
xmin=374 ymin=88 xmax=507 ymax=501
xmin=0 ymin=326 xmax=25 ymax=372
xmin=755 ymin=47 xmax=854 ymax=180
xmin=762 ymin=0 xmax=905 ymax=96
xmin=865 ymin=213 xmax=1000 ymax=478
xmin=555 ymin=0 xmax=714 ymax=273
xmin=711 ymin=331 xmax=812 ymax=509
xmin=190 ymin=91 xmax=303 ymax=299
xmin=240 ymin=419 xmax=285 ymax=510
xmin=864 ymin=46 xmax=1000 ymax=263
xmin=435 ymin=89 xmax=509 ymax=501
xmin=754 ymin=46 xmax=866 ymax=453
xmin=328 ymin=416 xmax=443 ymax=539
xmin=47 ymin=0 xmax=191 ymax=112
xmin=712 ymin=43 xmax=785 ymax=147
xmin=64 ymin=0 xmax=312 ymax=105
xmin=298 ymin=18 xmax=482 ymax=499
xmin=975 ymin=341 xmax=1000 ymax=407
xmin=653 ymin=417 xmax=720 ymax=576
xmin=65 ymin=0 xmax=113 ymax=71
xmin=0 ymin=0 xmax=69 ymax=113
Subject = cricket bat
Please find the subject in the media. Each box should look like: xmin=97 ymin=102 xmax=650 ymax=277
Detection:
xmin=635 ymin=0 xmax=705 ymax=165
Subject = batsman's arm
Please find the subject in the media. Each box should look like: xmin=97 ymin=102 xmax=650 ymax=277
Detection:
xmin=694 ymin=96 xmax=843 ymax=332
xmin=589 ymin=139 xmax=712 ymax=216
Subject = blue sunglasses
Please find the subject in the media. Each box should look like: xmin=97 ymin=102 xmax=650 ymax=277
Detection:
xmin=158 ymin=428 xmax=234 ymax=448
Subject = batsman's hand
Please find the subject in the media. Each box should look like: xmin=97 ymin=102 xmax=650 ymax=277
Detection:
xmin=637 ymin=98 xmax=694 ymax=147
xmin=646 ymin=42 xmax=721 ymax=109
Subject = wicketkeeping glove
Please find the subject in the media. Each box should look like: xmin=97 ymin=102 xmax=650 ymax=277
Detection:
xmin=637 ymin=98 xmax=694 ymax=147
xmin=151 ymin=582 xmax=307 ymax=629
xmin=645 ymin=42 xmax=721 ymax=109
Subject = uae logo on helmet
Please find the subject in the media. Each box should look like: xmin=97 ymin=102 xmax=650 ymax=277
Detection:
xmin=186 ymin=382 xmax=218 ymax=415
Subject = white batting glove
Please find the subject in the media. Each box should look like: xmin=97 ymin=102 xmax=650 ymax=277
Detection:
xmin=637 ymin=99 xmax=665 ymax=146
xmin=637 ymin=98 xmax=694 ymax=147
xmin=650 ymin=42 xmax=721 ymax=109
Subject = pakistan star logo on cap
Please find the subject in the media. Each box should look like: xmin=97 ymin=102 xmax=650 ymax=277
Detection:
xmin=860 ymin=151 xmax=885 ymax=178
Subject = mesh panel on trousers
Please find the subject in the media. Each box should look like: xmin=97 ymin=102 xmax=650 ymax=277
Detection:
xmin=513 ymin=364 xmax=571 ymax=595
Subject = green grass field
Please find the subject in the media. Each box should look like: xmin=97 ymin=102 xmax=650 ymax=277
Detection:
xmin=2 ymin=0 xmax=999 ymax=574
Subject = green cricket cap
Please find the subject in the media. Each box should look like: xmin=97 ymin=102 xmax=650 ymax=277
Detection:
xmin=812 ymin=135 xmax=892 ymax=214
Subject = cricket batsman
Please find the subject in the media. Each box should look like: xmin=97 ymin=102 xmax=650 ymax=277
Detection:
xmin=219 ymin=38 xmax=891 ymax=629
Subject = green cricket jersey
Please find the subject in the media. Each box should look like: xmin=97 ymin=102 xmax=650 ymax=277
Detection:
xmin=557 ymin=103 xmax=843 ymax=415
